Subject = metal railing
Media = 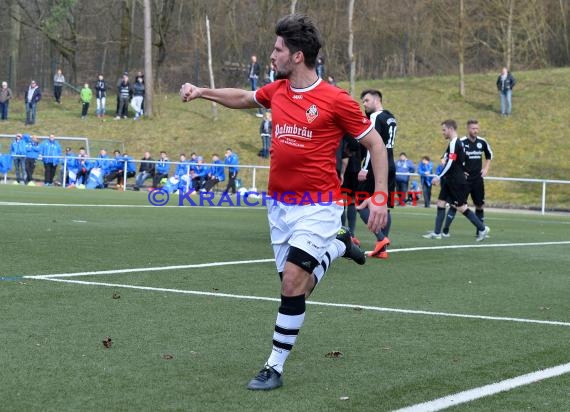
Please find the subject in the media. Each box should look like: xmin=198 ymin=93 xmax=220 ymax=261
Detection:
xmin=1 ymin=157 xmax=568 ymax=215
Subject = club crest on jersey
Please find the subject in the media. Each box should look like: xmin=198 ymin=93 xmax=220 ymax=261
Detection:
xmin=306 ymin=104 xmax=319 ymax=123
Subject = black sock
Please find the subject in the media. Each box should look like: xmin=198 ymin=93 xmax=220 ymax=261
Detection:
xmin=463 ymin=209 xmax=484 ymax=231
xmin=442 ymin=208 xmax=456 ymax=234
xmin=434 ymin=207 xmax=446 ymax=234
xmin=476 ymin=209 xmax=484 ymax=225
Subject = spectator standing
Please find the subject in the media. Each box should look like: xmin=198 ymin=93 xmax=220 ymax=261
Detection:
xmin=315 ymin=57 xmax=324 ymax=78
xmin=0 ymin=81 xmax=13 ymax=120
xmin=24 ymin=80 xmax=41 ymax=126
xmin=259 ymin=111 xmax=272 ymax=158
xmin=115 ymin=72 xmax=131 ymax=119
xmin=248 ymin=55 xmax=261 ymax=91
xmin=10 ymin=133 xmax=27 ymax=183
xmin=24 ymin=134 xmax=40 ymax=184
xmin=418 ymin=156 xmax=434 ymax=207
xmin=53 ymin=69 xmax=65 ymax=104
xmin=496 ymin=67 xmax=516 ymax=117
xmin=223 ymin=148 xmax=239 ymax=195
xmin=152 ymin=151 xmax=170 ymax=189
xmin=39 ymin=134 xmax=62 ymax=185
xmin=395 ymin=152 xmax=415 ymax=201
xmin=95 ymin=74 xmax=107 ymax=118
xmin=133 ymin=151 xmax=155 ymax=191
xmin=248 ymin=55 xmax=263 ymax=117
xmin=80 ymin=83 xmax=93 ymax=119
xmin=131 ymin=75 xmax=145 ymax=120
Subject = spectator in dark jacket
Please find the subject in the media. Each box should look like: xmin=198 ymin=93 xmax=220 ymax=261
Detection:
xmin=95 ymin=74 xmax=107 ymax=118
xmin=134 ymin=151 xmax=155 ymax=191
xmin=496 ymin=67 xmax=516 ymax=116
xmin=24 ymin=80 xmax=42 ymax=125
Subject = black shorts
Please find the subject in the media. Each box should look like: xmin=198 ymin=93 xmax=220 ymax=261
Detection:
xmin=438 ymin=178 xmax=468 ymax=207
xmin=467 ymin=177 xmax=485 ymax=207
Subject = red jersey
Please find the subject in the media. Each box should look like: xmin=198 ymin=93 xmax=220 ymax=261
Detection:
xmin=254 ymin=78 xmax=372 ymax=204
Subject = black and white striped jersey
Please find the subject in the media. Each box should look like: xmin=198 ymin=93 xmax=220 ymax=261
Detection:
xmin=460 ymin=136 xmax=493 ymax=179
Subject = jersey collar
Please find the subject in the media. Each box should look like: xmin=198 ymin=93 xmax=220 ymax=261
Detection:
xmin=290 ymin=77 xmax=322 ymax=93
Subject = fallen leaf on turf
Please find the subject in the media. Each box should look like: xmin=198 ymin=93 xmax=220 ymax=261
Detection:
xmin=340 ymin=396 xmax=350 ymax=401
xmin=325 ymin=351 xmax=344 ymax=358
xmin=539 ymin=306 xmax=551 ymax=311
xmin=102 ymin=337 xmax=113 ymax=348
xmin=212 ymin=288 xmax=219 ymax=291
xmin=352 ymin=307 xmax=362 ymax=311
xmin=112 ymin=293 xmax=121 ymax=299
xmin=162 ymin=354 xmax=174 ymax=360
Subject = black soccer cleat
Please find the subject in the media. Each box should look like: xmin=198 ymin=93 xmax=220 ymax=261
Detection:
xmin=336 ymin=226 xmax=366 ymax=265
xmin=246 ymin=366 xmax=283 ymax=390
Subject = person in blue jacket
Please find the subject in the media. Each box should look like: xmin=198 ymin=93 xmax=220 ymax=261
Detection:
xmin=24 ymin=134 xmax=40 ymax=184
xmin=395 ymin=152 xmax=415 ymax=203
xmin=418 ymin=155 xmax=434 ymax=207
xmin=190 ymin=156 xmax=209 ymax=190
xmin=39 ymin=134 xmax=62 ymax=185
xmin=94 ymin=149 xmax=113 ymax=182
xmin=75 ymin=147 xmax=92 ymax=186
xmin=10 ymin=133 xmax=27 ymax=183
xmin=223 ymin=148 xmax=239 ymax=194
xmin=61 ymin=147 xmax=78 ymax=186
xmin=203 ymin=153 xmax=225 ymax=192
xmin=174 ymin=153 xmax=192 ymax=193
xmin=152 ymin=151 xmax=170 ymax=189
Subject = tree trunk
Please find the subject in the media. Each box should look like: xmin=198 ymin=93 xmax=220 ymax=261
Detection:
xmin=290 ymin=0 xmax=297 ymax=14
xmin=348 ymin=0 xmax=355 ymax=97
xmin=9 ymin=0 xmax=21 ymax=89
xmin=118 ymin=0 xmax=131 ymax=72
xmin=458 ymin=0 xmax=465 ymax=97
xmin=144 ymin=0 xmax=153 ymax=117
xmin=206 ymin=15 xmax=218 ymax=120
xmin=506 ymin=0 xmax=514 ymax=68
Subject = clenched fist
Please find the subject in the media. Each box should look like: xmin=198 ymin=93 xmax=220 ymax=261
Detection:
xmin=179 ymin=83 xmax=198 ymax=102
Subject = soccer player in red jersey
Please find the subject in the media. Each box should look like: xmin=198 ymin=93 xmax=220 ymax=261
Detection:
xmin=181 ymin=14 xmax=388 ymax=390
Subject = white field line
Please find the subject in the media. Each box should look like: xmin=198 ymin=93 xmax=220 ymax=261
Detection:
xmin=23 ymin=240 xmax=570 ymax=279
xmin=25 ymin=258 xmax=276 ymax=279
xmin=25 ymin=277 xmax=570 ymax=328
xmin=386 ymin=240 xmax=570 ymax=253
xmin=393 ymin=362 xmax=570 ymax=412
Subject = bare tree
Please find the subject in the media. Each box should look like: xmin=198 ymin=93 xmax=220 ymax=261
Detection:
xmin=206 ymin=14 xmax=218 ymax=120
xmin=459 ymin=0 xmax=465 ymax=96
xmin=8 ymin=0 xmax=21 ymax=89
xmin=348 ymin=0 xmax=355 ymax=96
xmin=144 ymin=0 xmax=153 ymax=116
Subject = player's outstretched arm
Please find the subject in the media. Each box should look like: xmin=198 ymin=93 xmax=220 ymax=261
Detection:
xmin=180 ymin=83 xmax=258 ymax=109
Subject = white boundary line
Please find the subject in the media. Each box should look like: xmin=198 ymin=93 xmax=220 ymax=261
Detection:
xmin=393 ymin=362 xmax=570 ymax=412
xmin=25 ymin=258 xmax=275 ymax=279
xmin=387 ymin=240 xmax=570 ymax=253
xmin=22 ymin=240 xmax=570 ymax=279
xmin=0 ymin=201 xmax=262 ymax=210
xmin=27 ymin=277 xmax=570 ymax=328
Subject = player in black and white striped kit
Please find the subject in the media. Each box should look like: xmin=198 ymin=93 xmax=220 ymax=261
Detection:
xmin=423 ymin=119 xmax=489 ymax=241
xmin=441 ymin=119 xmax=493 ymax=237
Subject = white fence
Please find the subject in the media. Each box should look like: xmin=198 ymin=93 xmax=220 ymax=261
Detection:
xmin=1 ymin=156 xmax=568 ymax=215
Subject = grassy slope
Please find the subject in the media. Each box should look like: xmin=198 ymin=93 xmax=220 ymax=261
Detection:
xmin=1 ymin=67 xmax=569 ymax=207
